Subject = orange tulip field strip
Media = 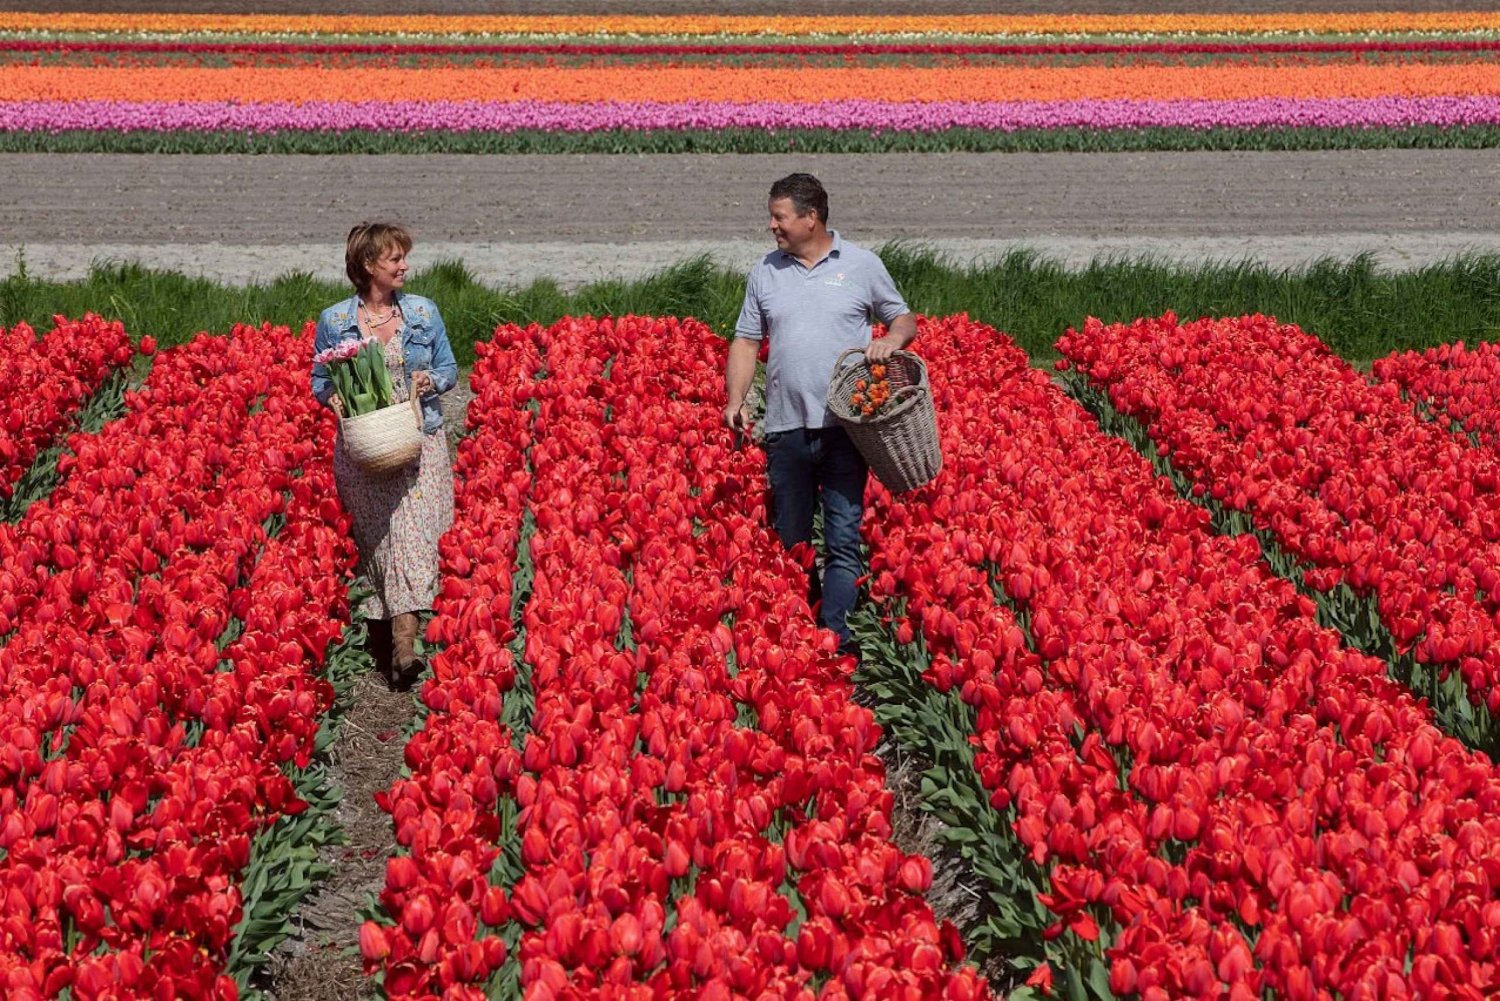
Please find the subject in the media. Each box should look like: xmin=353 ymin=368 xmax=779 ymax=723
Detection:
xmin=3 ymin=12 xmax=1499 ymax=37
xmin=7 ymin=62 xmax=1496 ymax=103
xmin=5 ymin=10 xmax=1497 ymax=152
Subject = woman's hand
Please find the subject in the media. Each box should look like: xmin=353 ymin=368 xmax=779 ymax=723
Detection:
xmin=411 ymin=371 xmax=436 ymax=396
xmin=330 ymin=395 xmax=346 ymax=417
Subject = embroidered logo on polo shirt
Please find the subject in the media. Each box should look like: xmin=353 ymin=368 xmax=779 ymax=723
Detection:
xmin=823 ymin=272 xmax=848 ymax=287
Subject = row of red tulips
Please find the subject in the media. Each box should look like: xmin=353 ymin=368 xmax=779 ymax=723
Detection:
xmin=0 ymin=322 xmax=355 ymax=999
xmin=0 ymin=314 xmax=137 ymax=503
xmin=366 ymin=315 xmax=984 ymax=998
xmin=864 ymin=314 xmax=1500 ymax=998
xmin=363 ymin=316 xmax=537 ymax=996
xmin=1374 ymin=340 xmax=1500 ymax=447
xmin=1057 ymin=313 xmax=1500 ymax=742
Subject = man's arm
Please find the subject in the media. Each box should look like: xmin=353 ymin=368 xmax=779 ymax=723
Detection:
xmin=723 ymin=336 xmax=760 ymax=430
xmin=862 ymin=254 xmax=915 ymax=361
xmin=866 ymin=312 xmax=917 ymax=362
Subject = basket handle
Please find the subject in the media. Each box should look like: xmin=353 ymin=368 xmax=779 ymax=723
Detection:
xmin=835 ymin=346 xmax=927 ymax=370
xmin=833 ymin=347 xmax=869 ymax=374
xmin=833 ymin=347 xmax=928 ymax=386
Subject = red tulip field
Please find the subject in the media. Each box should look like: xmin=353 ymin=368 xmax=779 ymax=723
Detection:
xmin=3 ymin=312 xmax=1500 ymax=999
xmin=0 ymin=315 xmax=137 ymax=519
xmin=0 ymin=321 xmax=358 ymax=998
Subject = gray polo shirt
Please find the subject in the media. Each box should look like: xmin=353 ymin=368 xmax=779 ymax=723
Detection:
xmin=734 ymin=232 xmax=910 ymax=434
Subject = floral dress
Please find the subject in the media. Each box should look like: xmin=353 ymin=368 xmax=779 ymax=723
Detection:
xmin=333 ymin=331 xmax=455 ymax=620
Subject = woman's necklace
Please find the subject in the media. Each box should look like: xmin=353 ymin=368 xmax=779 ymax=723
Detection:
xmin=362 ymin=300 xmax=399 ymax=329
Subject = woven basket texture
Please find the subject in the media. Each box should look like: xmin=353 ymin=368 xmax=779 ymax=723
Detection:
xmin=827 ymin=349 xmax=942 ymax=493
xmin=341 ymin=396 xmax=423 ymax=475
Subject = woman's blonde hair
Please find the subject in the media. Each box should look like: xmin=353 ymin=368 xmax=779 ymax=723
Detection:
xmin=345 ymin=221 xmax=413 ymax=294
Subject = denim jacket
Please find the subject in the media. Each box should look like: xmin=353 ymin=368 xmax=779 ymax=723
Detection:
xmin=311 ymin=292 xmax=457 ymax=435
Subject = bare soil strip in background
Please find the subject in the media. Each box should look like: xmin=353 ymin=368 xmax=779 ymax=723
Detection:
xmin=10 ymin=150 xmax=1498 ymax=244
xmin=10 ymin=151 xmax=1497 ymax=285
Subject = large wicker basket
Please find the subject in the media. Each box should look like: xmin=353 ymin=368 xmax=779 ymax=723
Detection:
xmin=827 ymin=348 xmax=941 ymax=493
xmin=340 ymin=396 xmax=424 ymax=475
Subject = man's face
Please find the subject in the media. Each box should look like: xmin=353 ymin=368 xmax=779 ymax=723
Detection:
xmin=768 ymin=197 xmax=818 ymax=252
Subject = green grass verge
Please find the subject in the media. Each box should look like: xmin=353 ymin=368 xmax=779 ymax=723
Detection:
xmin=4 ymin=247 xmax=1498 ymax=365
xmin=3 ymin=125 xmax=1498 ymax=155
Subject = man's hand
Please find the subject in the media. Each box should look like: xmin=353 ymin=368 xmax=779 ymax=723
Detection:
xmin=867 ymin=313 xmax=919 ymax=363
xmin=723 ymin=401 xmax=752 ymax=431
xmin=724 ymin=338 xmax=759 ymax=433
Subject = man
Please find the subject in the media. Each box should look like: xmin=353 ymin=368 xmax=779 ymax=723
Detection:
xmin=723 ymin=172 xmax=918 ymax=654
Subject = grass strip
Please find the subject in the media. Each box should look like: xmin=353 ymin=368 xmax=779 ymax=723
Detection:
xmin=3 ymin=250 xmax=1497 ymax=367
xmin=0 ymin=124 xmax=1496 ymax=157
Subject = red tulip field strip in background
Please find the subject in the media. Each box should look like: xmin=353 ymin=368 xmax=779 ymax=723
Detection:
xmin=1374 ymin=341 xmax=1500 ymax=448
xmin=0 ymin=314 xmax=136 ymax=502
xmin=0 ymin=323 xmax=356 ymax=999
xmin=368 ymin=315 xmax=985 ymax=998
xmin=1057 ymin=315 xmax=1500 ymax=736
xmin=863 ymin=315 xmax=1500 ymax=998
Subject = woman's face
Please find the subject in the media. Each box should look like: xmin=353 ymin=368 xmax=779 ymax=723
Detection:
xmin=367 ymin=245 xmax=409 ymax=296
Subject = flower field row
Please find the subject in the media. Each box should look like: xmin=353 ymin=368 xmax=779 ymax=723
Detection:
xmin=861 ymin=314 xmax=1500 ymax=997
xmin=5 ymin=12 xmax=1500 ymax=38
xmin=1375 ymin=341 xmax=1500 ymax=447
xmin=1057 ymin=314 xmax=1500 ymax=747
xmin=3 ymin=13 xmax=1495 ymax=153
xmin=9 ymin=63 xmax=1495 ymax=104
xmin=365 ymin=314 xmax=985 ymax=998
xmin=11 ymin=96 xmax=1499 ymax=136
xmin=0 ymin=314 xmax=136 ymax=505
xmin=8 ymin=39 xmax=1499 ymax=59
xmin=0 ymin=321 xmax=356 ymax=998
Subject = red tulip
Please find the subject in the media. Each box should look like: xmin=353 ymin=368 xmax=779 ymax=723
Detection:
xmin=360 ymin=921 xmax=391 ymax=962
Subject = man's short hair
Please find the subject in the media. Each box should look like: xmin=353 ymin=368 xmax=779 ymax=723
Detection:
xmin=769 ymin=173 xmax=829 ymax=225
xmin=345 ymin=221 xmax=413 ymax=294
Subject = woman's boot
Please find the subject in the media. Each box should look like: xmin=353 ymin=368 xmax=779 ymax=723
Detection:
xmin=366 ymin=618 xmax=395 ymax=687
xmin=390 ymin=612 xmax=425 ymax=692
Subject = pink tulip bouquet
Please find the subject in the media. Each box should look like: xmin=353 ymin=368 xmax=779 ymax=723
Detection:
xmin=314 ymin=337 xmax=396 ymax=416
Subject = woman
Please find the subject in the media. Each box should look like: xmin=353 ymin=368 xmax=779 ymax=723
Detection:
xmin=311 ymin=222 xmax=457 ymax=691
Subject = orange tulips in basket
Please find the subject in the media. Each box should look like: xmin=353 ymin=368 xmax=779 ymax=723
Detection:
xmin=848 ymin=362 xmax=891 ymax=417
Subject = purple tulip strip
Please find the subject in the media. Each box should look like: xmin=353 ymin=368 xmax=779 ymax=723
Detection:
xmin=3 ymin=96 xmax=1497 ymax=134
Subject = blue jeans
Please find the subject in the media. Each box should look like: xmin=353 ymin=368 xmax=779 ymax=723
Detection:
xmin=763 ymin=426 xmax=868 ymax=647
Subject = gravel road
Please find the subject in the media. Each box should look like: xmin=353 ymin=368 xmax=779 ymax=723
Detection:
xmin=8 ymin=150 xmax=1499 ymax=285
